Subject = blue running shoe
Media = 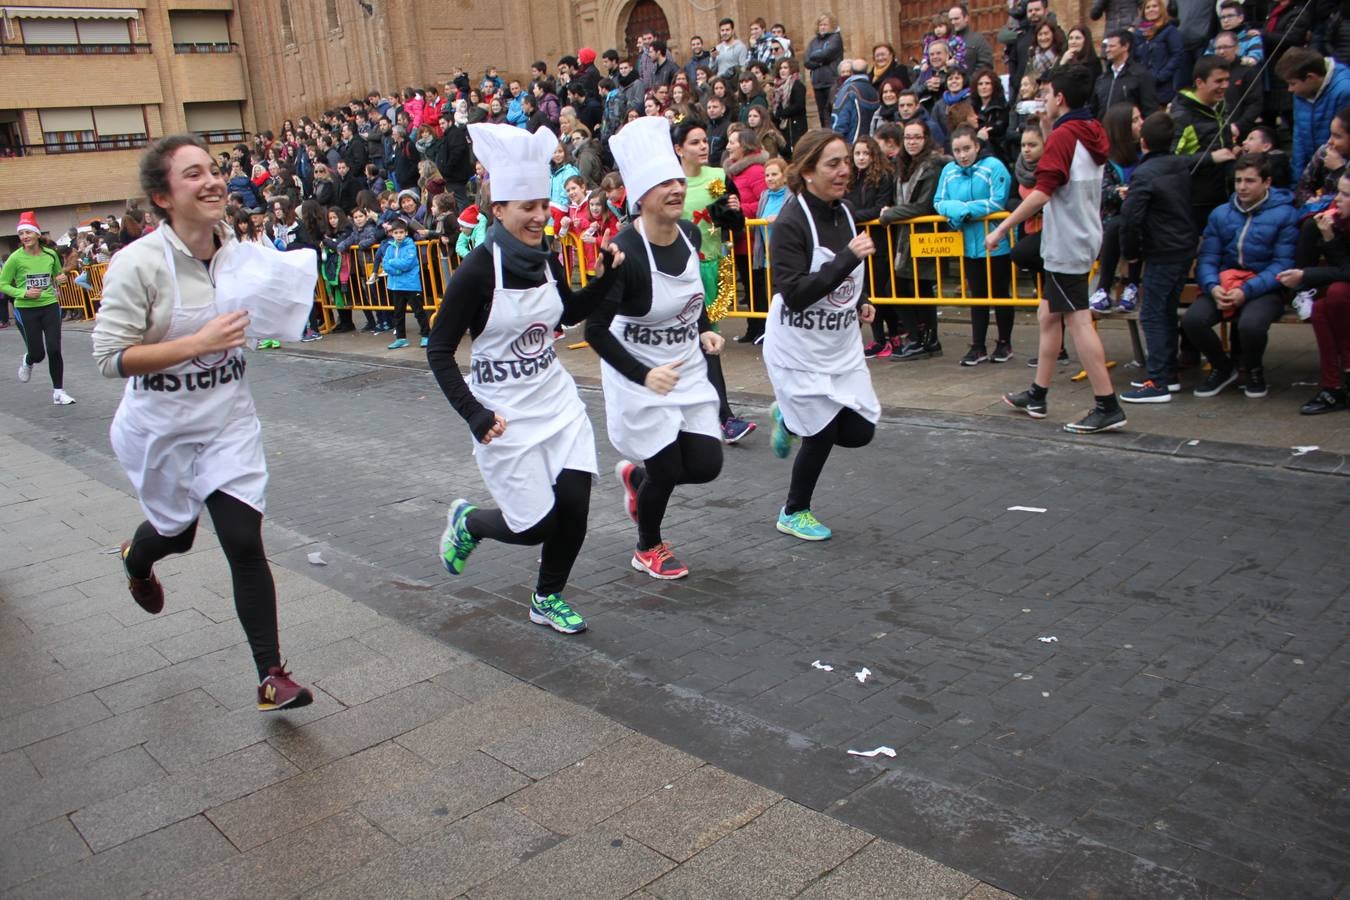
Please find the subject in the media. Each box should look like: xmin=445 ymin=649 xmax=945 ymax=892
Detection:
xmin=419 ymin=336 xmax=429 ymax=348
xmin=439 ymin=499 xmax=478 ymax=575
xmin=776 ymin=507 xmax=832 ymax=541
xmin=387 ymin=337 xmax=409 ymax=350
xmin=769 ymin=402 xmax=796 ymax=459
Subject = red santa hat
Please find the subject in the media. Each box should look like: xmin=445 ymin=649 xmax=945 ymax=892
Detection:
xmin=578 ymin=47 xmax=596 ymax=66
xmin=16 ymin=211 xmax=41 ymax=235
xmin=457 ymin=204 xmax=480 ymax=229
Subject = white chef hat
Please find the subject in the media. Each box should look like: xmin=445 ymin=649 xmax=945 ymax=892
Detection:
xmin=467 ymin=123 xmax=557 ymax=202
xmin=609 ymin=117 xmax=686 ymax=213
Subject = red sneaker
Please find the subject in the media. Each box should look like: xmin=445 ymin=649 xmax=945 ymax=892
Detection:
xmin=257 ymin=664 xmax=314 ymax=712
xmin=614 ymin=460 xmax=639 ymax=523
xmin=121 ymin=540 xmax=164 ymax=614
xmin=631 ymin=542 xmax=689 ymax=579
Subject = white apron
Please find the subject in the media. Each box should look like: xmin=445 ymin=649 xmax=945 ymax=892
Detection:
xmin=763 ymin=194 xmax=881 ymax=437
xmin=600 ymin=221 xmax=721 ymax=461
xmin=110 ymin=230 xmax=267 ymax=537
xmin=468 ymin=245 xmax=597 ymax=532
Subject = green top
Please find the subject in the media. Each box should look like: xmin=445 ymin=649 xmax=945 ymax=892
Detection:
xmin=683 ymin=166 xmax=728 ymax=260
xmin=0 ymin=245 xmax=63 ymax=308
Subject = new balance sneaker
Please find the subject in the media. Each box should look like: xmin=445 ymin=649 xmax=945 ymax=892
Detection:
xmin=121 ymin=539 xmax=164 ymax=615
xmin=257 ymin=664 xmax=313 ymax=712
xmin=632 ymin=542 xmax=689 ymax=579
xmin=1027 ymin=348 xmax=1070 ymax=367
xmin=1130 ymin=377 xmax=1180 ymax=393
xmin=52 ymin=389 xmax=75 ymax=405
xmin=1193 ymin=367 xmax=1238 ymax=398
xmin=1243 ymin=366 xmax=1268 ymax=399
xmin=17 ymin=353 xmax=31 ymax=383
xmin=1121 ymin=379 xmax=1172 ymax=403
xmin=387 ymin=337 xmax=409 ymax=350
xmin=439 ymin=499 xmax=478 ymax=575
xmin=614 ymin=460 xmax=639 ymax=523
xmin=1292 ymin=288 xmax=1316 ymax=321
xmin=769 ymin=401 xmax=796 ymax=459
xmin=1117 ymin=283 xmax=1139 ymax=313
xmin=991 ymin=340 xmax=1014 ymax=363
xmin=960 ymin=344 xmax=988 ymax=366
xmin=776 ymin=507 xmax=832 ymax=541
xmin=1003 ymin=388 xmax=1047 ymax=419
xmin=529 ymin=592 xmax=587 ymax=633
xmin=722 ymin=417 xmax=756 ymax=444
xmin=1088 ymin=288 xmax=1112 ymax=312
xmin=1063 ymin=406 xmax=1127 ymax=433
xmin=1300 ymin=386 xmax=1347 ymax=415
xmin=863 ymin=340 xmax=883 ymax=358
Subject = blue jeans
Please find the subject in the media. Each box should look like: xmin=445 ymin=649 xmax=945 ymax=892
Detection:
xmin=1138 ymin=259 xmax=1189 ymax=382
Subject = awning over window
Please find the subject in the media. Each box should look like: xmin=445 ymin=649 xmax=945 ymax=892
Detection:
xmin=39 ymin=107 xmax=94 ymax=132
xmin=93 ymin=105 xmax=145 ymax=135
xmin=185 ymin=100 xmax=243 ymax=133
xmin=0 ymin=6 xmax=139 ymax=20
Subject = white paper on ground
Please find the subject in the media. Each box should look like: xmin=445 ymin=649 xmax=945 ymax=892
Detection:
xmin=1007 ymin=505 xmax=1047 ymax=513
xmin=855 ymin=667 xmax=872 ymax=684
xmin=213 ymin=242 xmax=318 ymax=342
xmin=811 ymin=660 xmax=834 ymax=672
xmin=1038 ymin=636 xmax=1058 ymax=643
xmin=847 ymin=746 xmax=897 ymax=758
xmin=1291 ymin=445 xmax=1319 ymax=455
xmin=307 ymin=551 xmax=326 ymax=566
xmin=1186 ymin=440 xmax=1200 ymax=446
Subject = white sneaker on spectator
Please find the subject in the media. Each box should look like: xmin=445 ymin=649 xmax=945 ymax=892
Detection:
xmin=52 ymin=389 xmax=75 ymax=405
xmin=1088 ymin=288 xmax=1112 ymax=312
xmin=1292 ymin=289 xmax=1315 ymax=321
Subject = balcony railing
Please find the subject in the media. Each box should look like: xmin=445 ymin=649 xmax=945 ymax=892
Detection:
xmin=23 ymin=135 xmax=149 ymax=155
xmin=0 ymin=42 xmax=153 ymax=55
xmin=173 ymin=41 xmax=238 ymax=54
xmin=193 ymin=129 xmax=247 ymax=144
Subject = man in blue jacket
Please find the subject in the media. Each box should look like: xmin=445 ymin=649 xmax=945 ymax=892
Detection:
xmin=1277 ymin=47 xmax=1350 ymax=185
xmin=1182 ymin=153 xmax=1299 ymax=400
xmin=831 ymin=60 xmax=880 ymax=144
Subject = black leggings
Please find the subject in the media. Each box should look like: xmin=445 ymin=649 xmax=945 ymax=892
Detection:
xmin=705 ymin=351 xmax=734 ymax=422
xmin=813 ymin=86 xmax=833 ymax=129
xmin=389 ymin=290 xmax=427 ymax=340
xmin=897 ymin=277 xmax=938 ymax=339
xmin=629 ymin=432 xmax=723 ymax=550
xmin=465 ymin=468 xmax=591 ymax=596
xmin=14 ymin=303 xmax=63 ymax=389
xmin=124 ymin=491 xmax=279 ymax=679
xmin=964 ymin=255 xmax=1014 ymax=346
xmin=785 ymin=407 xmax=875 ymax=514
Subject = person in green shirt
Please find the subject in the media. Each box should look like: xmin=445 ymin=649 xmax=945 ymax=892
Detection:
xmin=1 ymin=212 xmax=74 ymax=404
xmin=672 ymin=120 xmax=756 ymax=443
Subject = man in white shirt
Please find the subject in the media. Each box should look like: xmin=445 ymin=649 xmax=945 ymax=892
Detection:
xmin=714 ymin=17 xmax=749 ymax=78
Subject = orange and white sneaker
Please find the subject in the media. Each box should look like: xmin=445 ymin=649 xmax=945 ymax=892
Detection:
xmin=257 ymin=664 xmax=313 ymax=712
xmin=631 ymin=542 xmax=689 ymax=579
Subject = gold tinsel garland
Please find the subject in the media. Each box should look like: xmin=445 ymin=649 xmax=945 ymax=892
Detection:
xmin=706 ymin=254 xmax=736 ymax=322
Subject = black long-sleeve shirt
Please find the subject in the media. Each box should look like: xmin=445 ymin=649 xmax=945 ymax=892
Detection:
xmin=768 ymin=189 xmax=868 ymax=312
xmin=426 ymin=244 xmax=614 ymax=440
xmin=584 ymin=220 xmax=711 ymax=385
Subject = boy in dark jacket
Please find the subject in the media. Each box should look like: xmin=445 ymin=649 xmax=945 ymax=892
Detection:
xmin=1120 ymin=113 xmax=1196 ymax=403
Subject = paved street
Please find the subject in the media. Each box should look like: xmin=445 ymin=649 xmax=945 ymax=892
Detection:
xmin=2 ymin=326 xmax=1348 ymax=898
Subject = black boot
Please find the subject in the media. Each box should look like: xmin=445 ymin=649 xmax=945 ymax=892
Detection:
xmin=1300 ymin=386 xmax=1347 ymax=415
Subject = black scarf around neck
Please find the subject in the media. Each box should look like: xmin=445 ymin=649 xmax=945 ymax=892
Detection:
xmin=485 ymin=221 xmax=551 ymax=282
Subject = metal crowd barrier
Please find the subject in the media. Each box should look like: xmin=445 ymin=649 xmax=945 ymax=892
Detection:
xmin=55 ymin=262 xmax=106 ymax=320
xmin=733 ymin=211 xmax=1041 ymax=319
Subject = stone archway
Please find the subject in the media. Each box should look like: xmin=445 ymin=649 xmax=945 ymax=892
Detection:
xmin=621 ymin=0 xmax=669 ymax=60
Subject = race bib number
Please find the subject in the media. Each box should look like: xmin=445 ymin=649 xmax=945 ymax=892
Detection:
xmin=26 ymin=273 xmax=52 ymax=292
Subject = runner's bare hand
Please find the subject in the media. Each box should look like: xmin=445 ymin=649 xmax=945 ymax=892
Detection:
xmin=700 ymin=331 xmax=725 ymax=355
xmin=195 ymin=310 xmax=250 ymax=354
xmin=859 ymin=303 xmax=876 ymax=324
xmin=644 ymin=360 xmax=682 ymax=395
xmin=848 ymin=233 xmax=875 ymax=259
xmin=479 ymin=413 xmax=508 ymax=444
xmin=595 ymin=242 xmax=625 ymax=276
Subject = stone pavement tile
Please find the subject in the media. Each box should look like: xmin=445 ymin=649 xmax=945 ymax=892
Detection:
xmin=0 ymin=748 xmax=40 ymax=795
xmin=0 ymin=691 xmax=110 ymax=754
xmin=267 ymin=681 xmax=464 ymax=770
xmin=0 ymin=644 xmax=169 ymax=720
xmin=431 ymin=658 xmax=521 ymax=702
xmin=795 ymin=839 xmax=980 ymax=899
xmin=93 ymin=645 xmax=259 ymax=715
xmin=0 ymin=816 xmax=91 ymax=893
xmin=960 ymin=884 xmax=1019 ymax=900
xmin=468 ymin=827 xmax=674 ymax=900
xmin=9 ymin=815 xmax=236 ymax=900
xmin=395 ymin=682 xmax=571 ymax=767
xmin=24 ymin=687 xmax=226 ymax=776
xmin=47 ymin=608 xmax=213 ymax=670
xmin=206 ymin=741 xmax=434 ymax=851
xmin=198 ymin=636 xmax=386 ymax=711
xmin=0 ymin=746 xmax=165 ymax=837
xmin=307 ymin=803 xmax=556 ymax=899
xmin=509 ymin=733 xmax=701 ymax=836
xmin=155 ymin=809 xmax=395 ymax=900
xmin=1036 ymin=840 xmax=1235 ymax=900
xmin=149 ymin=619 xmax=251 ymax=665
xmin=315 ymin=624 xmax=467 ymax=706
xmin=605 ymin=764 xmax=779 ymax=863
xmin=646 ymin=800 xmax=872 ymax=899
xmin=71 ymin=741 xmax=298 ymax=852
xmin=481 ymin=701 xmax=632 ymax=779
xmin=357 ymin=750 xmax=531 ymax=844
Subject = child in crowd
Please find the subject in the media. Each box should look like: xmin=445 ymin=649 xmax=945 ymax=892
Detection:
xmin=454 ymin=204 xmax=486 ymax=260
xmin=1241 ymin=126 xmax=1293 ymax=189
xmin=380 ymin=217 xmax=428 ymax=350
xmin=343 ymin=207 xmax=384 ymax=332
xmin=743 ymin=155 xmax=790 ymax=345
xmin=922 ymin=16 xmax=967 ymax=72
xmin=577 ymin=190 xmax=619 ymax=276
xmin=599 ymin=171 xmax=629 ymax=225
xmin=321 ymin=207 xmax=355 ymax=332
xmin=557 ymin=174 xmax=591 ymax=273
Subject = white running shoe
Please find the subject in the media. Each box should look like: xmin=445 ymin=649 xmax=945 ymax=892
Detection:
xmin=1088 ymin=288 xmax=1112 ymax=312
xmin=1292 ymin=289 xmax=1316 ymax=321
xmin=52 ymin=389 xmax=75 ymax=405
xmin=17 ymin=354 xmax=31 ymax=383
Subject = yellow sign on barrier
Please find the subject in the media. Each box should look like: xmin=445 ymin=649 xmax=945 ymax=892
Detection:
xmin=910 ymin=231 xmax=964 ymax=257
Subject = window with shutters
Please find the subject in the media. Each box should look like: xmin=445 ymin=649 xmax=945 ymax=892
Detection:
xmin=184 ymin=101 xmax=245 ymax=143
xmin=13 ymin=15 xmax=143 ymax=55
xmin=38 ymin=105 xmax=146 ymax=153
xmin=168 ymin=11 xmax=235 ymax=53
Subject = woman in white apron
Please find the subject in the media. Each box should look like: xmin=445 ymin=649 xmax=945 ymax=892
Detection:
xmin=587 ymin=117 xmax=725 ymax=581
xmin=429 ymin=124 xmax=624 ymax=634
xmin=764 ymin=130 xmax=881 ymax=542
xmin=91 ymin=135 xmax=312 ymax=711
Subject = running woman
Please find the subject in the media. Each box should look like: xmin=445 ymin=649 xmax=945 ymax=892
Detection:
xmin=92 ymin=135 xmax=312 ymax=711
xmin=764 ymin=130 xmax=881 ymax=541
xmin=587 ymin=117 xmax=725 ymax=580
xmin=1 ymin=212 xmax=75 ymax=404
xmin=430 ymin=124 xmax=624 ymax=634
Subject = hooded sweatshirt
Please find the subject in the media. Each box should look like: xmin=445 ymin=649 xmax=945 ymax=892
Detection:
xmin=1035 ymin=108 xmax=1110 ymax=273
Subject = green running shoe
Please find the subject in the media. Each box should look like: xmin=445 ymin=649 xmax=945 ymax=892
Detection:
xmin=439 ymin=499 xmax=478 ymax=575
xmin=529 ymin=592 xmax=587 ymax=634
xmin=769 ymin=401 xmax=796 ymax=459
xmin=776 ymin=507 xmax=832 ymax=541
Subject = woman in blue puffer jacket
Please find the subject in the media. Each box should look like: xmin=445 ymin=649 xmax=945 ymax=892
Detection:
xmin=935 ymin=124 xmax=1015 ymax=366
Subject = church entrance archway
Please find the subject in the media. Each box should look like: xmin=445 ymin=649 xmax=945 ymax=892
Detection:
xmin=622 ymin=0 xmax=669 ymax=60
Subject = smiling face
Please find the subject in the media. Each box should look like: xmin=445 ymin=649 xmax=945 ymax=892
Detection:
xmin=928 ymin=43 xmax=950 ymax=70
xmin=947 ymin=70 xmax=967 ymax=93
xmin=18 ymin=229 xmax=39 ymax=250
xmin=874 ymin=45 xmax=893 ymax=68
xmin=853 ymin=142 xmax=872 ymax=169
xmin=1036 ymin=23 xmax=1055 ymax=49
xmin=495 ymin=198 xmax=549 ymax=245
xmin=803 ymin=137 xmax=851 ymax=200
xmin=565 ymin=180 xmax=586 ymax=204
xmin=155 ymin=145 xmax=227 ymax=227
xmin=643 ymin=177 xmax=687 ymax=222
